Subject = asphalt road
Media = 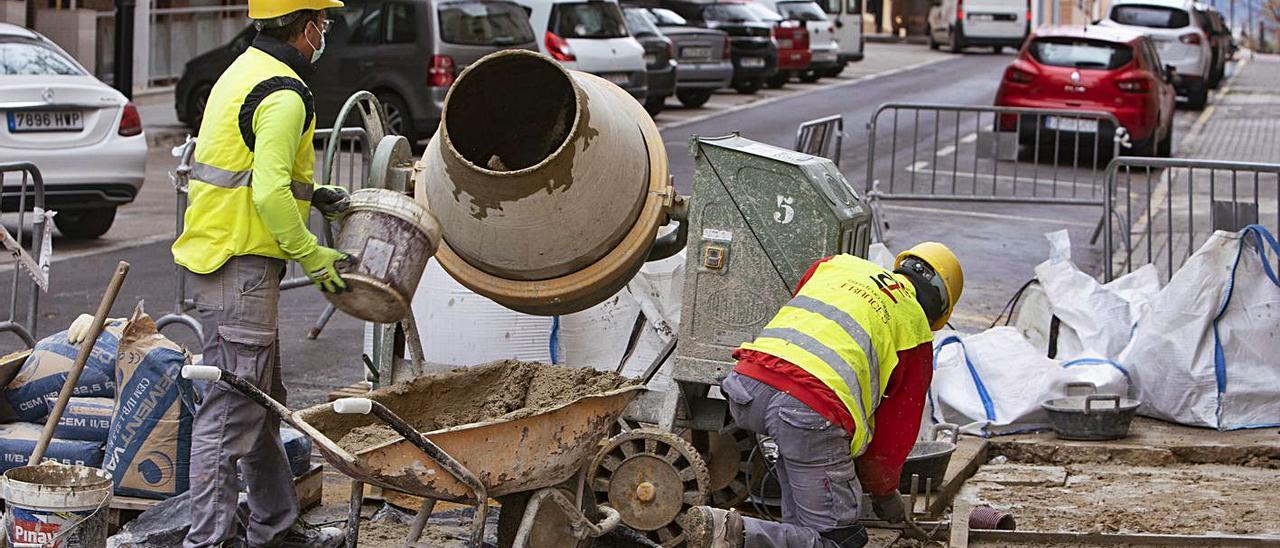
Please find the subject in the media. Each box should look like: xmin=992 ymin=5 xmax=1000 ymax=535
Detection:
xmin=3 ymin=44 xmax=1204 ymax=406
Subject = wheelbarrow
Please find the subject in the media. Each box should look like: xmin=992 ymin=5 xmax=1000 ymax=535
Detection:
xmin=182 ymin=361 xmax=644 ymax=548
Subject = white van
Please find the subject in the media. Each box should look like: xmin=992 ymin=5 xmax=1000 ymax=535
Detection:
xmin=818 ymin=0 xmax=864 ymax=72
xmin=513 ymin=0 xmax=649 ymax=99
xmin=926 ymin=0 xmax=1029 ymax=53
xmin=754 ymin=0 xmax=840 ymax=80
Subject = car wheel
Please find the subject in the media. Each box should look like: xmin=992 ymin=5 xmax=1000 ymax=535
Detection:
xmin=766 ymin=72 xmax=789 ymax=89
xmin=55 ymin=207 xmax=116 ymax=239
xmin=992 ymin=45 xmax=1003 ymax=54
xmin=734 ymin=79 xmax=763 ymax=94
xmin=644 ymin=96 xmax=666 ymax=116
xmin=676 ymin=90 xmax=713 ymax=108
xmin=826 ymin=62 xmax=846 ymax=77
xmin=1185 ymin=83 xmax=1209 ymax=110
xmin=798 ymin=70 xmax=821 ymax=83
xmin=376 ymin=91 xmax=419 ymax=143
xmin=187 ymin=83 xmax=212 ymax=133
xmin=949 ymin=28 xmax=963 ymax=53
xmin=1157 ymin=122 xmax=1174 ymax=157
xmin=928 ymin=26 xmax=940 ymax=50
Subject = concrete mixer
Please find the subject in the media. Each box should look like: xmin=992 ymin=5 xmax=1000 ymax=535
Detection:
xmin=349 ymin=50 xmax=873 ymax=546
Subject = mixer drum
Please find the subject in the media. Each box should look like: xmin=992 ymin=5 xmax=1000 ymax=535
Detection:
xmin=418 ymin=50 xmax=672 ymax=316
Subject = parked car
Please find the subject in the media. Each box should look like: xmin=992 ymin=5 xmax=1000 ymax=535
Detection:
xmin=742 ymin=2 xmax=811 ymax=88
xmin=1193 ymin=3 xmax=1230 ymax=87
xmin=754 ymin=0 xmax=837 ymax=81
xmin=926 ymin=0 xmax=1030 ymax=53
xmin=630 ymin=6 xmax=734 ymax=106
xmin=517 ymin=0 xmax=649 ymax=100
xmin=0 ymin=23 xmax=146 ymax=239
xmin=176 ymin=0 xmax=538 ymax=143
xmin=817 ymin=0 xmax=864 ymax=73
xmin=994 ymin=25 xmax=1177 ymax=157
xmin=1100 ymin=0 xmax=1213 ymax=108
xmin=623 ymin=7 xmax=678 ymax=113
xmin=654 ymin=0 xmax=780 ymax=94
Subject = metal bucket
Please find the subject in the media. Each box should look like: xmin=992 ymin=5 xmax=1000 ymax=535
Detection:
xmin=326 ymin=188 xmax=442 ymax=323
xmin=3 ymin=463 xmax=112 ymax=548
xmin=898 ymin=423 xmax=959 ymax=493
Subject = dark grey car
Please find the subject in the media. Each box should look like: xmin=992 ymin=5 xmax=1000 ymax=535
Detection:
xmin=176 ymin=0 xmax=537 ymax=144
xmin=630 ymin=6 xmax=733 ymax=107
xmin=624 ymin=7 xmax=678 ymax=115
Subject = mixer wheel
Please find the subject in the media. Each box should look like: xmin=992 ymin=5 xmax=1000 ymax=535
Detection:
xmin=587 ymin=428 xmax=711 ymax=547
xmin=686 ymin=428 xmax=756 ymax=509
xmin=495 ymin=488 xmax=592 ymax=548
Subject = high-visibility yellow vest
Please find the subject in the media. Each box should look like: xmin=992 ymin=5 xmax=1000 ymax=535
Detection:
xmin=172 ymin=45 xmax=316 ymax=275
xmin=740 ymin=254 xmax=934 ymax=456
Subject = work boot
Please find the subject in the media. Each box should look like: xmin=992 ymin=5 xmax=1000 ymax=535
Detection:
xmin=679 ymin=506 xmax=744 ymax=548
xmin=268 ymin=522 xmax=345 ymax=548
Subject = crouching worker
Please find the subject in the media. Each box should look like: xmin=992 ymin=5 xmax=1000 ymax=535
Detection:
xmin=682 ymin=243 xmax=964 ymax=548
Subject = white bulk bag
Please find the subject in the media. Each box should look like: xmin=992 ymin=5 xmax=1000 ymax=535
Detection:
xmin=1119 ymin=226 xmax=1280 ymax=429
xmin=929 ymin=327 xmax=1062 ymax=436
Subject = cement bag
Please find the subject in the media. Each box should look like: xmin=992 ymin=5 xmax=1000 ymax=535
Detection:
xmin=930 ymin=327 xmax=1061 ymax=436
xmin=1034 ymin=230 xmax=1161 ymax=360
xmin=0 ymin=422 xmax=104 ymax=474
xmin=3 ymin=322 xmax=123 ymax=421
xmin=49 ymin=397 xmax=114 ymax=442
xmin=104 ymin=311 xmax=196 ymax=499
xmin=617 ymin=250 xmax=685 ymax=391
xmin=281 ymin=426 xmax=312 ymax=477
xmin=1120 ymin=226 xmax=1280 ymax=429
xmin=411 ymin=261 xmax=553 ymax=366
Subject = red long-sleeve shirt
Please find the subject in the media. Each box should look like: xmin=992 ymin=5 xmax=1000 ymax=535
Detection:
xmin=732 ymin=257 xmax=933 ymax=497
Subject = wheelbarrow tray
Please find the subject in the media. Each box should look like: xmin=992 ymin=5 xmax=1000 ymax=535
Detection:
xmin=289 ymin=363 xmax=642 ymax=503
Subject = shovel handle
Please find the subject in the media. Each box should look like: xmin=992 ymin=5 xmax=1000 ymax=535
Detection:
xmin=30 ymin=261 xmax=129 ymax=465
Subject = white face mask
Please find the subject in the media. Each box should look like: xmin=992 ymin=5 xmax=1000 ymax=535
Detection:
xmin=305 ymin=20 xmax=326 ymax=64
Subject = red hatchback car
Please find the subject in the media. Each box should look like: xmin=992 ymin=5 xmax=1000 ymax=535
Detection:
xmin=995 ymin=25 xmax=1177 ymax=156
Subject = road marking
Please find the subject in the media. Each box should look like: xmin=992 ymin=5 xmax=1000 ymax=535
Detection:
xmin=902 ymin=162 xmax=1104 ymax=192
xmin=959 ymin=132 xmax=978 ymax=144
xmin=881 ymin=203 xmax=1097 ymax=227
xmin=660 ymin=55 xmax=954 ymax=131
xmin=936 ymin=144 xmax=957 ymax=157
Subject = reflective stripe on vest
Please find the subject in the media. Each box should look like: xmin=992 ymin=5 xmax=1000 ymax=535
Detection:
xmin=191 ymin=161 xmax=315 ymax=201
xmin=739 ymin=254 xmax=933 ymax=457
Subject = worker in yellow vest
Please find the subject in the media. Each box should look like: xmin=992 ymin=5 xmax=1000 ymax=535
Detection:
xmin=171 ymin=0 xmax=350 ymax=544
xmin=682 ymin=243 xmax=964 ymax=548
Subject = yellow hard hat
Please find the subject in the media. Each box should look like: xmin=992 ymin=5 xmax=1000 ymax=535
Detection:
xmin=895 ymin=242 xmax=964 ymax=331
xmin=249 ymin=0 xmax=343 ymax=22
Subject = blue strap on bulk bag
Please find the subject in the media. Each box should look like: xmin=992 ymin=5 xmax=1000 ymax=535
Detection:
xmin=1211 ymin=224 xmax=1280 ymax=430
xmin=933 ymin=335 xmax=997 ymax=426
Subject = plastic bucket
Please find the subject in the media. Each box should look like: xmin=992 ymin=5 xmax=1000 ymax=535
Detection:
xmin=3 ymin=463 xmax=112 ymax=548
xmin=326 ymin=188 xmax=442 ymax=323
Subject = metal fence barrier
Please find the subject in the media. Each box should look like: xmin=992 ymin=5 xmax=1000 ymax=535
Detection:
xmin=795 ymin=115 xmax=843 ymax=167
xmin=156 ymin=93 xmax=387 ymax=341
xmin=0 ymin=163 xmax=50 ymax=349
xmin=1103 ymin=157 xmax=1280 ymax=283
xmin=864 ymin=103 xmax=1127 ymax=241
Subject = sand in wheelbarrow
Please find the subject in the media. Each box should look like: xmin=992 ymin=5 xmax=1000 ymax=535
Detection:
xmin=328 ymin=360 xmax=635 ymax=453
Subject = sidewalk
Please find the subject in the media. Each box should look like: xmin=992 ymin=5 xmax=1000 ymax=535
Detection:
xmin=1182 ymin=53 xmax=1280 ymax=159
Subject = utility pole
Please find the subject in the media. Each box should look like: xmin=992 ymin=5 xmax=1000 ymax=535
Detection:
xmin=113 ymin=0 xmax=135 ymax=99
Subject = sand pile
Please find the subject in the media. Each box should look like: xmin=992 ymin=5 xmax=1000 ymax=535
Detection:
xmin=329 ymin=360 xmax=635 ymax=452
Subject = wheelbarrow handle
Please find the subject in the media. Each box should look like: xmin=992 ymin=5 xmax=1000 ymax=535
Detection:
xmin=182 ymin=365 xmax=298 ymax=425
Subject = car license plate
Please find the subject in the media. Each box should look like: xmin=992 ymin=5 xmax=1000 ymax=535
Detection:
xmin=7 ymin=110 xmax=84 ymax=133
xmin=682 ymin=46 xmax=713 ymax=59
xmin=644 ymin=53 xmax=657 ymax=65
xmin=740 ymin=57 xmax=765 ymax=68
xmin=1045 ymin=116 xmax=1099 ymax=133
xmin=603 ymin=73 xmax=631 ymax=86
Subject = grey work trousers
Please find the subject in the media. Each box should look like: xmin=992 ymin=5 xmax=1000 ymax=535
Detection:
xmin=185 ymin=255 xmax=297 ymax=547
xmin=721 ymin=372 xmax=867 ymax=548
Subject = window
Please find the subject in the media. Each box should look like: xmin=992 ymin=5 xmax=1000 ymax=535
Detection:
xmin=0 ymin=41 xmax=83 ymax=75
xmin=550 ymin=2 xmax=629 ymax=39
xmin=777 ymin=1 xmax=829 ymax=21
xmin=743 ymin=2 xmax=782 ymax=22
xmin=1141 ymin=40 xmax=1164 ymax=74
xmin=847 ymin=0 xmax=861 ymax=14
xmin=819 ymin=0 xmax=841 ymax=14
xmin=438 ymin=1 xmax=534 ymax=45
xmin=1028 ymin=37 xmax=1134 ymax=69
xmin=701 ymin=3 xmax=761 ymax=22
xmin=385 ymin=3 xmax=416 ymax=43
xmin=622 ymin=8 xmax=661 ymax=37
xmin=349 ymin=3 xmax=385 ymax=44
xmin=1110 ymin=5 xmax=1190 ymax=29
xmin=648 ymin=7 xmax=688 ymax=25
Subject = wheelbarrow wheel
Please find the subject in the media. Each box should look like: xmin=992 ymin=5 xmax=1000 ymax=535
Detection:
xmin=588 ymin=428 xmax=710 ymax=547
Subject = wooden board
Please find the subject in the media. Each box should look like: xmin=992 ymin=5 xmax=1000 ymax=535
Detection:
xmin=327 ymin=381 xmax=372 ymax=402
xmin=923 ymin=436 xmax=988 ymax=517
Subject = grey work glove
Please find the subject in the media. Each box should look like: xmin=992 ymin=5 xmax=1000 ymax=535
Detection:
xmin=872 ymin=491 xmax=908 ymax=524
xmin=312 ymin=184 xmax=351 ymax=221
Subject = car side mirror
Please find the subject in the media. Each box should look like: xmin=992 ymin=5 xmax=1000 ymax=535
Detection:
xmin=835 ymin=19 xmax=844 ymax=27
xmin=1164 ymin=65 xmax=1179 ymax=84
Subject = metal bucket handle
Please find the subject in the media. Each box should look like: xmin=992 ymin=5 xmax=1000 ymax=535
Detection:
xmin=1083 ymin=394 xmax=1121 ymax=415
xmin=1064 ymin=381 xmax=1097 ymax=397
xmin=931 ymin=423 xmax=959 ymax=444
